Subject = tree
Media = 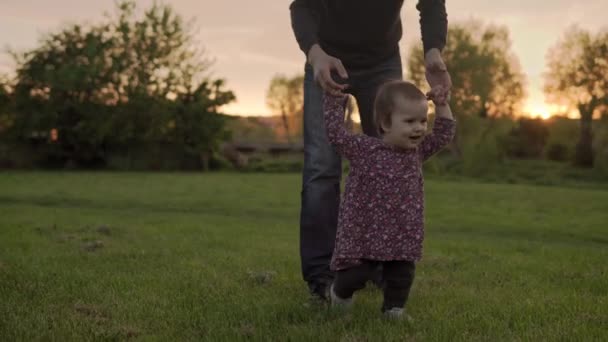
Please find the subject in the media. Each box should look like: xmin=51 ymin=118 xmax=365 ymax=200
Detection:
xmin=7 ymin=0 xmax=234 ymax=168
xmin=0 ymin=74 xmax=13 ymax=135
xmin=544 ymin=26 xmax=608 ymax=167
xmin=266 ymin=74 xmax=304 ymax=144
xmin=408 ymin=21 xmax=525 ymax=161
xmin=408 ymin=21 xmax=526 ymax=119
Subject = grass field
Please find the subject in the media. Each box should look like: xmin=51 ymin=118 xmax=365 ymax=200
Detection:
xmin=1 ymin=172 xmax=607 ymax=341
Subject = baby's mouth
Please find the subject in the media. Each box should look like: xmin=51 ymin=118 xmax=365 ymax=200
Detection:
xmin=409 ymin=135 xmax=422 ymax=142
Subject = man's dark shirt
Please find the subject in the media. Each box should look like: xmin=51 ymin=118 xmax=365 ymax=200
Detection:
xmin=290 ymin=0 xmax=447 ymax=69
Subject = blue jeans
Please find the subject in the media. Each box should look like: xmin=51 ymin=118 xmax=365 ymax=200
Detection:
xmin=300 ymin=52 xmax=403 ymax=288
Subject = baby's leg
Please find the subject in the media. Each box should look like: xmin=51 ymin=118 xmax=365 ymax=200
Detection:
xmin=332 ymin=261 xmax=376 ymax=300
xmin=381 ymin=260 xmax=416 ymax=312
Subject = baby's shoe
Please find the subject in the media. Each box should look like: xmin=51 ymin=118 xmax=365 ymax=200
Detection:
xmin=329 ymin=284 xmax=353 ymax=309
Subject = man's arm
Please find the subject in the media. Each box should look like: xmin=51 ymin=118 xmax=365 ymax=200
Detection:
xmin=416 ymin=0 xmax=448 ymax=54
xmin=417 ymin=0 xmax=451 ymax=99
xmin=289 ymin=0 xmax=321 ymax=57
xmin=290 ymin=0 xmax=348 ymax=95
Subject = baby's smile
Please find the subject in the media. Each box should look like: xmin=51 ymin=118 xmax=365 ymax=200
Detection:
xmin=408 ymin=134 xmax=423 ymax=144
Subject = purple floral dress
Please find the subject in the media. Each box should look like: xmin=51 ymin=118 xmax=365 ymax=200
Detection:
xmin=323 ymin=94 xmax=456 ymax=271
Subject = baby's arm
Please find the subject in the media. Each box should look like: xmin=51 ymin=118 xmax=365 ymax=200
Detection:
xmin=435 ymin=103 xmax=454 ymax=120
xmin=323 ymin=93 xmax=373 ymax=161
xmin=418 ymin=103 xmax=456 ymax=161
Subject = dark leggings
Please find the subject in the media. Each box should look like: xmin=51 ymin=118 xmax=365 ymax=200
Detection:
xmin=333 ymin=260 xmax=416 ymax=311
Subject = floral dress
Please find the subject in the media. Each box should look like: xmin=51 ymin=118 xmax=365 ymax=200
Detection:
xmin=323 ymin=94 xmax=456 ymax=271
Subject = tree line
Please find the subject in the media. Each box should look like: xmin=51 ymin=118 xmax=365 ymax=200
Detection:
xmin=0 ymin=1 xmax=234 ymax=169
xmin=267 ymin=22 xmax=608 ymax=169
xmin=0 ymin=1 xmax=607 ymax=172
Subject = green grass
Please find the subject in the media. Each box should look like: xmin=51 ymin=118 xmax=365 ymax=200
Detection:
xmin=1 ymin=172 xmax=607 ymax=341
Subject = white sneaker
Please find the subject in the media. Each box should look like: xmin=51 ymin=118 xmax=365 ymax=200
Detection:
xmin=383 ymin=307 xmax=413 ymax=322
xmin=329 ymin=284 xmax=353 ymax=309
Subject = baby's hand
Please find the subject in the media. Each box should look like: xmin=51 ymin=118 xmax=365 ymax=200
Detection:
xmin=426 ymin=85 xmax=451 ymax=106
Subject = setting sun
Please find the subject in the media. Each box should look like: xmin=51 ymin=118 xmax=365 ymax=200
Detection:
xmin=524 ymin=102 xmax=553 ymax=120
xmin=538 ymin=111 xmax=552 ymax=120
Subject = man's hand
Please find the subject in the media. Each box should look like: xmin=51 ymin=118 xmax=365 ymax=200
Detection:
xmin=307 ymin=44 xmax=349 ymax=95
xmin=425 ymin=48 xmax=451 ymax=93
xmin=427 ymin=85 xmax=453 ymax=120
xmin=427 ymin=85 xmax=451 ymax=106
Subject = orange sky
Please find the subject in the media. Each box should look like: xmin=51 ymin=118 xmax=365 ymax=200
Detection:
xmin=0 ymin=1 xmax=606 ymax=118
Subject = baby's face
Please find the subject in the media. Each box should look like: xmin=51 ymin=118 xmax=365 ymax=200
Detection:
xmin=382 ymin=96 xmax=429 ymax=149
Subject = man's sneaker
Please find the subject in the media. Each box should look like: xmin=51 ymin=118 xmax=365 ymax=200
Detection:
xmin=329 ymin=284 xmax=353 ymax=309
xmin=308 ymin=282 xmax=330 ymax=304
xmin=383 ymin=307 xmax=413 ymax=322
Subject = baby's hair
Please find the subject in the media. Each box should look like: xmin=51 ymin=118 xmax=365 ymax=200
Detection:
xmin=373 ymin=80 xmax=427 ymax=135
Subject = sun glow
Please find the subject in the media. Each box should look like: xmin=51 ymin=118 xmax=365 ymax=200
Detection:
xmin=524 ymin=102 xmax=553 ymax=120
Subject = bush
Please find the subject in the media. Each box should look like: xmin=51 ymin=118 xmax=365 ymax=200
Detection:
xmin=593 ymin=118 xmax=608 ymax=176
xmin=544 ymin=116 xmax=577 ymax=163
xmin=457 ymin=115 xmax=513 ymax=176
xmin=503 ymin=118 xmax=549 ymax=159
xmin=546 ymin=143 xmax=569 ymax=161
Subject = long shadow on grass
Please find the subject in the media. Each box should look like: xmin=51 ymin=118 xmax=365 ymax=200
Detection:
xmin=5 ymin=194 xmax=607 ymax=249
xmin=0 ymin=195 xmax=295 ymax=221
xmin=431 ymin=225 xmax=608 ymax=249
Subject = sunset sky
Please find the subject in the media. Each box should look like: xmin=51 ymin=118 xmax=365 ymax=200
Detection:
xmin=0 ymin=1 xmax=605 ymax=118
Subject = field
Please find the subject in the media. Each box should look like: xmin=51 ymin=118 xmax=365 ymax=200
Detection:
xmin=1 ymin=172 xmax=607 ymax=341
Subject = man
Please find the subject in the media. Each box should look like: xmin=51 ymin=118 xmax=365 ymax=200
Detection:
xmin=290 ymin=0 xmax=451 ymax=301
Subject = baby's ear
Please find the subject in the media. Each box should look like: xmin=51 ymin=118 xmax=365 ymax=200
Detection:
xmin=379 ymin=115 xmax=392 ymax=133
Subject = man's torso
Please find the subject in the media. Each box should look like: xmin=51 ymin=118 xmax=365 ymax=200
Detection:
xmin=318 ymin=0 xmax=404 ymax=69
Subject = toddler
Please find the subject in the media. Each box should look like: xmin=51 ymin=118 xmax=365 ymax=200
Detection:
xmin=323 ymin=80 xmax=455 ymax=319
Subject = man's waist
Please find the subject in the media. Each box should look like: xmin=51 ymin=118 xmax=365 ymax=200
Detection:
xmin=322 ymin=44 xmax=400 ymax=70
